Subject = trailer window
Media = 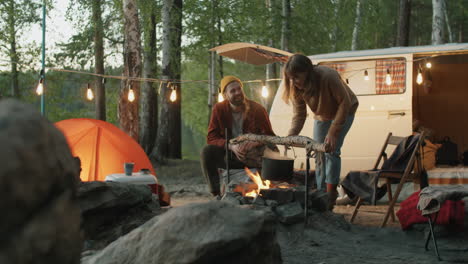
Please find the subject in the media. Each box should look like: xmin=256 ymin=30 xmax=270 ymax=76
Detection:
xmin=321 ymin=58 xmax=406 ymax=96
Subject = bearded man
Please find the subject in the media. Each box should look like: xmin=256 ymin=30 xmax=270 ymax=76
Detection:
xmin=200 ymin=75 xmax=276 ymax=197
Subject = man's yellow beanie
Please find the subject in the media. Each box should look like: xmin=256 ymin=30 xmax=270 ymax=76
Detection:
xmin=220 ymin=75 xmax=243 ymax=94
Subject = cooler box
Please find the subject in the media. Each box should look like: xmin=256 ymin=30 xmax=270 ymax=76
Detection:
xmin=105 ymin=172 xmax=159 ymax=194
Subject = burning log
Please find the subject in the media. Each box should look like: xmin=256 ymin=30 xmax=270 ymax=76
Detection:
xmin=230 ymin=134 xmax=326 ymax=155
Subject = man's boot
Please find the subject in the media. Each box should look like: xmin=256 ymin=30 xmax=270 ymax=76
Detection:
xmin=327 ymin=183 xmax=338 ymax=211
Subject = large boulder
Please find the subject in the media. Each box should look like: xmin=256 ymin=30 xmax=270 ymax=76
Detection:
xmin=83 ymin=201 xmax=282 ymax=264
xmin=78 ymin=181 xmax=161 ymax=250
xmin=0 ymin=99 xmax=82 ymax=264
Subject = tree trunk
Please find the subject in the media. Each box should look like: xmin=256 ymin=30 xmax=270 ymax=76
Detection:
xmin=139 ymin=9 xmax=158 ymax=154
xmin=331 ymin=0 xmax=340 ymax=51
xmin=7 ymin=0 xmax=19 ymax=98
xmin=444 ymin=0 xmax=453 ymax=42
xmin=217 ymin=12 xmax=224 ymax=78
xmin=351 ymin=0 xmax=363 ymax=51
xmin=208 ymin=51 xmax=216 ymax=116
xmin=151 ymin=0 xmax=182 ymax=161
xmin=207 ymin=0 xmax=217 ymax=122
xmin=92 ymin=0 xmax=106 ymax=120
xmin=432 ymin=0 xmax=445 ymax=44
xmin=281 ymin=0 xmax=291 ymax=52
xmin=458 ymin=0 xmax=464 ymax=42
xmin=119 ymin=0 xmax=142 ymax=140
xmin=397 ymin=0 xmax=411 ymax=46
xmin=9 ymin=34 xmax=19 ymax=98
xmin=264 ymin=0 xmax=277 ymax=112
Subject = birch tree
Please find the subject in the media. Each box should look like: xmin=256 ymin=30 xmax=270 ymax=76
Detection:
xmin=351 ymin=0 xmax=363 ymax=50
xmin=281 ymin=0 xmax=291 ymax=52
xmin=152 ymin=0 xmax=182 ymax=161
xmin=139 ymin=0 xmax=159 ymax=153
xmin=264 ymin=0 xmax=279 ymax=111
xmin=119 ymin=0 xmax=142 ymax=140
xmin=432 ymin=0 xmax=445 ymax=44
xmin=444 ymin=0 xmax=453 ymax=42
xmin=92 ymin=0 xmax=106 ymax=120
xmin=330 ymin=0 xmax=341 ymax=51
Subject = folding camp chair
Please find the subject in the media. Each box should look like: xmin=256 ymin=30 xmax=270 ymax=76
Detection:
xmin=349 ymin=132 xmax=425 ymax=227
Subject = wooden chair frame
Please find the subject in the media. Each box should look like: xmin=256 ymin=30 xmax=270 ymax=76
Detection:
xmin=350 ymin=132 xmax=425 ymax=227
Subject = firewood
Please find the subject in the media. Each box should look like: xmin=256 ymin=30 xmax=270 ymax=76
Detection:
xmin=229 ymin=133 xmax=326 ymax=154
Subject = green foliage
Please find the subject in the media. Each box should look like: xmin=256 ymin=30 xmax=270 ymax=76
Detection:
xmin=3 ymin=0 xmax=468 ymax=159
xmin=0 ymin=67 xmax=121 ymax=124
xmin=55 ymin=0 xmax=123 ymax=68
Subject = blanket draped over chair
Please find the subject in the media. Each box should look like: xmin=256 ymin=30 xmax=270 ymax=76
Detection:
xmin=341 ymin=134 xmax=421 ymax=204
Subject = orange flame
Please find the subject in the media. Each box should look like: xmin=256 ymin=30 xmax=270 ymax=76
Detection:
xmin=244 ymin=167 xmax=271 ymax=197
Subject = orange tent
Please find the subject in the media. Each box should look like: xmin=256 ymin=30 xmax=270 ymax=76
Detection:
xmin=55 ymin=118 xmax=155 ymax=182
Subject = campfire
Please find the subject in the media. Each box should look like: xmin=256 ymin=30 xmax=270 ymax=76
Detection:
xmin=221 ymin=161 xmax=328 ymax=225
xmin=243 ymin=167 xmax=297 ymax=198
xmin=244 ymin=167 xmax=271 ymax=197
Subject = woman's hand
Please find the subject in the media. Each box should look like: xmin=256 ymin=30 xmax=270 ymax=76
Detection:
xmin=324 ymin=133 xmax=338 ymax=153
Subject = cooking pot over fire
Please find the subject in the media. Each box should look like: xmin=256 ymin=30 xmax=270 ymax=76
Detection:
xmin=261 ymin=148 xmax=294 ymax=181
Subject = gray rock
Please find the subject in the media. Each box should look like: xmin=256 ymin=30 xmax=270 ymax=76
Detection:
xmin=275 ymin=201 xmax=304 ymax=225
xmin=309 ymin=189 xmax=329 ymax=212
xmin=78 ymin=181 xmax=161 ymax=250
xmin=0 ymin=99 xmax=82 ymax=264
xmin=221 ymin=191 xmax=242 ymax=205
xmin=82 ymin=201 xmax=282 ymax=264
xmin=78 ymin=181 xmax=153 ymax=214
xmin=266 ymin=199 xmax=279 ymax=208
xmin=260 ymin=188 xmax=295 ymax=204
xmin=252 ymin=195 xmax=266 ymax=206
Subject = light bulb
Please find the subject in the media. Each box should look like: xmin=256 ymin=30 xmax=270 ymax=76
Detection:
xmin=218 ymin=93 xmax=224 ymax=102
xmin=364 ymin=70 xmax=369 ymax=81
xmin=416 ymin=69 xmax=423 ymax=85
xmin=36 ymin=79 xmax=43 ymax=95
xmin=128 ymin=88 xmax=135 ymax=102
xmin=261 ymin=85 xmax=269 ymax=98
xmin=86 ymin=87 xmax=94 ymax=101
xmin=426 ymin=62 xmax=432 ymax=69
xmin=385 ymin=69 xmax=392 ymax=85
xmin=170 ymin=89 xmax=177 ymax=102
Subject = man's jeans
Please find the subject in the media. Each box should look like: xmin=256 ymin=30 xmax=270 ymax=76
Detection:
xmin=313 ymin=114 xmax=355 ymax=190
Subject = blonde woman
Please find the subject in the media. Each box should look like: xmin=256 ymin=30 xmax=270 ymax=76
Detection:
xmin=282 ymin=54 xmax=359 ymax=209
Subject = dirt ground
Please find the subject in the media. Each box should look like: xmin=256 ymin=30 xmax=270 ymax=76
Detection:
xmin=155 ymin=159 xmax=468 ymax=264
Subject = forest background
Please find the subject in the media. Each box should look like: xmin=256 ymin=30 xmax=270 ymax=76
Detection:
xmin=0 ymin=0 xmax=466 ymax=161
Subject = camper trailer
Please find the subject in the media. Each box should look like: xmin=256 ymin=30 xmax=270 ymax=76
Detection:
xmin=269 ymin=43 xmax=468 ymax=177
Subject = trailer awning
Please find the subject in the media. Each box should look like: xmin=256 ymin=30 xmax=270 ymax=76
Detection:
xmin=210 ymin=42 xmax=292 ymax=65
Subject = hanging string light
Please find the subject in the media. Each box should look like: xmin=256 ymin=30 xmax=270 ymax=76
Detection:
xmin=425 ymin=61 xmax=432 ymax=69
xmin=36 ymin=78 xmax=44 ymax=95
xmin=217 ymin=88 xmax=224 ymax=102
xmin=385 ymin=68 xmax=392 ymax=85
xmin=86 ymin=83 xmax=94 ymax=101
xmin=364 ymin=70 xmax=369 ymax=81
xmin=169 ymin=83 xmax=177 ymax=102
xmin=416 ymin=67 xmax=423 ymax=85
xmin=128 ymin=82 xmax=135 ymax=102
xmin=261 ymin=81 xmax=269 ymax=98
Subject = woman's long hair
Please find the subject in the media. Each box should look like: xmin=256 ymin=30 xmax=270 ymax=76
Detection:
xmin=282 ymin=54 xmax=316 ymax=104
